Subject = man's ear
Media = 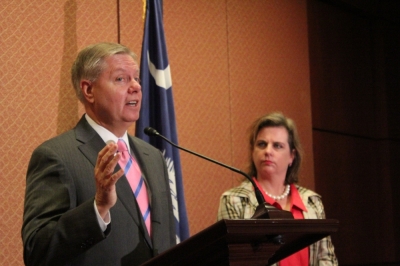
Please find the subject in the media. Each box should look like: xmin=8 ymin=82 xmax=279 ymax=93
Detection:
xmin=81 ymin=80 xmax=94 ymax=103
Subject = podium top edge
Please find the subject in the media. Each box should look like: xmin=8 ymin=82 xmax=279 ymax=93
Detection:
xmin=221 ymin=218 xmax=339 ymax=225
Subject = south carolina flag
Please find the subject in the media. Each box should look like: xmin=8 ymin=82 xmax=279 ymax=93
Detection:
xmin=135 ymin=0 xmax=190 ymax=243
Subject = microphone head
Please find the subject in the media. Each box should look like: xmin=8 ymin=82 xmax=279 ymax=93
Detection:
xmin=144 ymin=127 xmax=159 ymax=136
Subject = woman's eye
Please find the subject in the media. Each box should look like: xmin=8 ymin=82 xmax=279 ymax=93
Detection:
xmin=274 ymin=143 xmax=283 ymax=149
xmin=257 ymin=142 xmax=266 ymax=148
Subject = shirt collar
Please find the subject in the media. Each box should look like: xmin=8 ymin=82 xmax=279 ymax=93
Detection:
xmin=290 ymin=184 xmax=307 ymax=212
xmin=85 ymin=114 xmax=130 ymax=150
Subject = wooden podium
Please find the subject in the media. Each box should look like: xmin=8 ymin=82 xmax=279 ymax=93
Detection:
xmin=142 ymin=218 xmax=339 ymax=265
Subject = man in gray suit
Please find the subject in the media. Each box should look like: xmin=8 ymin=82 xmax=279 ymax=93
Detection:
xmin=22 ymin=42 xmax=176 ymax=266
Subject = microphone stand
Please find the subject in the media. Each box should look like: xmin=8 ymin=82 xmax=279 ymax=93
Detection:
xmin=145 ymin=127 xmax=293 ymax=219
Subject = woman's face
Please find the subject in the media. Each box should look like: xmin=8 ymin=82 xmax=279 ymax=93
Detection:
xmin=252 ymin=126 xmax=295 ymax=179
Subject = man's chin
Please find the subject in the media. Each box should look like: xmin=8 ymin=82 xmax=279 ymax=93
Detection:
xmin=123 ymin=116 xmax=139 ymax=124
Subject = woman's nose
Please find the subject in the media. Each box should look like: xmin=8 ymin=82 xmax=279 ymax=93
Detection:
xmin=265 ymin=144 xmax=272 ymax=153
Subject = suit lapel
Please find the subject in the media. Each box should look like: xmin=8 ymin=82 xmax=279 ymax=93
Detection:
xmin=74 ymin=116 xmax=152 ymax=247
xmin=75 ymin=117 xmax=103 ymax=167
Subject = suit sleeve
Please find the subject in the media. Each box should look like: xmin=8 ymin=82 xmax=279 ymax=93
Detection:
xmin=22 ymin=143 xmax=108 ymax=266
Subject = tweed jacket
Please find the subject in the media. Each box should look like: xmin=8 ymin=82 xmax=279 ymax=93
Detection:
xmin=217 ymin=180 xmax=338 ymax=266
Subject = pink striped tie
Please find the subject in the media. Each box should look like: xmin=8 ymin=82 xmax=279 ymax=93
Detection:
xmin=117 ymin=139 xmax=151 ymax=236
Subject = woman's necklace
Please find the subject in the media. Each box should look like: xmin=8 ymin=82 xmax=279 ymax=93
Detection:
xmin=264 ymin=185 xmax=291 ymax=200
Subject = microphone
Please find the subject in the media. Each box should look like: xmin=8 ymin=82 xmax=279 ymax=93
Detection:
xmin=144 ymin=127 xmax=293 ymax=219
xmin=144 ymin=127 xmax=159 ymax=136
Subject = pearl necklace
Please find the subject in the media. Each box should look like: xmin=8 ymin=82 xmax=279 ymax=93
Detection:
xmin=264 ymin=185 xmax=291 ymax=200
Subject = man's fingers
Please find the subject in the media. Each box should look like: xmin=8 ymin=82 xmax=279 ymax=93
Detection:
xmin=97 ymin=143 xmax=118 ymax=171
xmin=94 ymin=143 xmax=124 ymax=212
xmin=111 ymin=168 xmax=124 ymax=184
xmin=102 ymin=151 xmax=120 ymax=176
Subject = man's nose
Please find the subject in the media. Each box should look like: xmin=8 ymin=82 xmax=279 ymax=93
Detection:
xmin=128 ymin=80 xmax=141 ymax=93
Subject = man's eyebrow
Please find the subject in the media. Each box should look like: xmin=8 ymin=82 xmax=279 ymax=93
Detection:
xmin=111 ymin=67 xmax=139 ymax=74
xmin=111 ymin=68 xmax=127 ymax=73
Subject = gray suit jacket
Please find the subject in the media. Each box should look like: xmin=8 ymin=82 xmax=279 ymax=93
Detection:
xmin=22 ymin=116 xmax=176 ymax=266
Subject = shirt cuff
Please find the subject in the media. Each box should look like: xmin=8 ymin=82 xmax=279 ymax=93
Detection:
xmin=94 ymin=200 xmax=111 ymax=232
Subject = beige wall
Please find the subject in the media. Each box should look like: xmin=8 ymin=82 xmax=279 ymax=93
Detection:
xmin=0 ymin=0 xmax=312 ymax=264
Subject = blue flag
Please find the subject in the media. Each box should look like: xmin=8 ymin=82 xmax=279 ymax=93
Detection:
xmin=135 ymin=0 xmax=190 ymax=243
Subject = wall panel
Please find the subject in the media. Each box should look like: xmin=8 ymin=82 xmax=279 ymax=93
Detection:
xmin=227 ymin=0 xmax=314 ymax=191
xmin=313 ymin=131 xmax=396 ymax=264
xmin=1 ymin=1 xmax=73 ymax=264
xmin=308 ymin=0 xmax=400 ymax=264
xmin=163 ymin=0 xmax=233 ymax=233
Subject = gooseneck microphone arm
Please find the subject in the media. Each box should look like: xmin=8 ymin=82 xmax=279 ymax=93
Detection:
xmin=144 ymin=127 xmax=265 ymax=204
xmin=144 ymin=127 xmax=293 ymax=219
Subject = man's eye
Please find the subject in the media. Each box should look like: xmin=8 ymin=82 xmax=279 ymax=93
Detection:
xmin=116 ymin=77 xmax=124 ymax=82
xmin=134 ymin=77 xmax=141 ymax=84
